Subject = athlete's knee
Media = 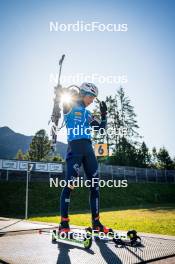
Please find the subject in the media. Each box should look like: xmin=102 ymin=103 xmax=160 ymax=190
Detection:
xmin=66 ymin=177 xmax=77 ymax=190
xmin=67 ymin=183 xmax=75 ymax=190
xmin=67 ymin=163 xmax=80 ymax=178
xmin=66 ymin=163 xmax=80 ymax=190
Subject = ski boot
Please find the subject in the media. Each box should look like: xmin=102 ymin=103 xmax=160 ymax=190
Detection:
xmin=59 ymin=217 xmax=70 ymax=234
xmin=92 ymin=216 xmax=113 ymax=234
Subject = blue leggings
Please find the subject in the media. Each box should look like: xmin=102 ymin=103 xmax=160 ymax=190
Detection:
xmin=60 ymin=139 xmax=99 ymax=219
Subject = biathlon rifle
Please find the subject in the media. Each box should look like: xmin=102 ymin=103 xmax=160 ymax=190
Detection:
xmin=50 ymin=54 xmax=65 ymax=152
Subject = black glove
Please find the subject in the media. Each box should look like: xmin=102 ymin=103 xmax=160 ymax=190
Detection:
xmin=100 ymin=101 xmax=107 ymax=116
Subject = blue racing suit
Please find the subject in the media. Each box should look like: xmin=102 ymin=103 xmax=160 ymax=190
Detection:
xmin=60 ymin=99 xmax=107 ymax=219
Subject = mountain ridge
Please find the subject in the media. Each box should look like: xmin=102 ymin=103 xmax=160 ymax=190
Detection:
xmin=0 ymin=126 xmax=67 ymax=159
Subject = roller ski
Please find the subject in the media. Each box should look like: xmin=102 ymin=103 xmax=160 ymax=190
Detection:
xmin=86 ymin=217 xmax=142 ymax=248
xmin=51 ymin=217 xmax=92 ymax=249
xmin=86 ymin=227 xmax=142 ymax=247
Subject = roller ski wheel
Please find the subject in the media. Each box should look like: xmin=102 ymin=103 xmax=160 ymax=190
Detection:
xmin=51 ymin=227 xmax=92 ymax=250
xmin=83 ymin=234 xmax=92 ymax=249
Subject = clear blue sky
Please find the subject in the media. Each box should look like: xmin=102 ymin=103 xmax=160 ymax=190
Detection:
xmin=0 ymin=0 xmax=175 ymax=157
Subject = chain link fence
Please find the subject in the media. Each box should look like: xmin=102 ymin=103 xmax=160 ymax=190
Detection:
xmin=0 ymin=164 xmax=175 ymax=183
xmin=97 ymin=164 xmax=175 ymax=183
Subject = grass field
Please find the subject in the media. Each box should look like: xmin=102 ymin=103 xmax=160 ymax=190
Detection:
xmin=1 ymin=182 xmax=175 ymax=217
xmin=29 ymin=205 xmax=175 ymax=236
xmin=1 ymin=182 xmax=175 ymax=235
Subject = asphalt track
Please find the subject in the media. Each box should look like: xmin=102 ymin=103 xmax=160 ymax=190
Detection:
xmin=0 ymin=218 xmax=175 ymax=264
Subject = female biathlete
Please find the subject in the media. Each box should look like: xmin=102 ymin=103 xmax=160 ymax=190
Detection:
xmin=59 ymin=82 xmax=111 ymax=234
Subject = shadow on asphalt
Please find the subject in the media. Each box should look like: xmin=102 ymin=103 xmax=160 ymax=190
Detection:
xmin=55 ymin=239 xmax=124 ymax=264
xmin=56 ymin=241 xmax=94 ymax=264
xmin=95 ymin=239 xmax=123 ymax=264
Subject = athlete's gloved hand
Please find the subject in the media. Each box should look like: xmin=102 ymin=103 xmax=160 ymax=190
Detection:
xmin=100 ymin=101 xmax=107 ymax=116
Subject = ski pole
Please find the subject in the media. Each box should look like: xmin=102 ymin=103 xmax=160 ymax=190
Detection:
xmin=58 ymin=54 xmax=65 ymax=85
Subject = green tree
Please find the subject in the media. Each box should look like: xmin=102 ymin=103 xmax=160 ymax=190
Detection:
xmin=107 ymin=87 xmax=142 ymax=166
xmin=172 ymin=157 xmax=175 ymax=169
xmin=52 ymin=155 xmax=64 ymax=162
xmin=23 ymin=151 xmax=30 ymax=160
xmin=91 ymin=87 xmax=144 ymax=166
xmin=105 ymin=87 xmax=140 ymax=153
xmin=137 ymin=142 xmax=151 ymax=167
xmin=109 ymin=137 xmax=137 ymax=166
xmin=156 ymin=147 xmax=173 ymax=169
xmin=29 ymin=129 xmax=51 ymax=161
xmin=151 ymin=147 xmax=158 ymax=168
xmin=106 ymin=95 xmax=120 ymax=152
xmin=117 ymin=87 xmax=140 ymax=143
xmin=15 ymin=149 xmax=24 ymax=160
xmin=41 ymin=154 xmax=64 ymax=162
